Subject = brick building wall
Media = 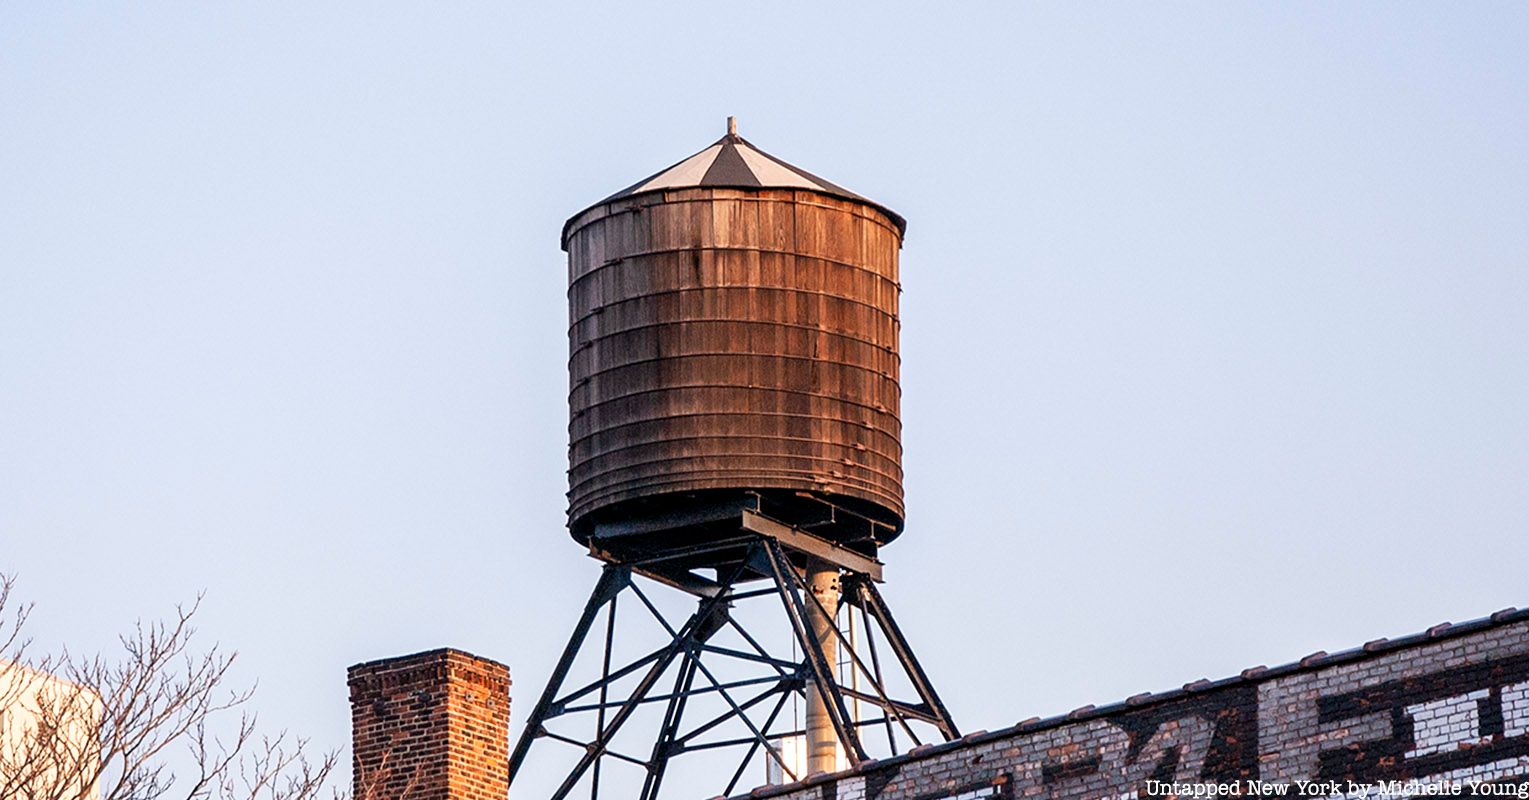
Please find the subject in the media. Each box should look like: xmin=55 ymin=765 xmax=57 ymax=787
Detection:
xmin=750 ymin=610 xmax=1529 ymax=800
xmin=348 ymin=648 xmax=510 ymax=800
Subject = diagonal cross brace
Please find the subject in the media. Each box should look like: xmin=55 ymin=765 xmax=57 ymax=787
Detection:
xmin=762 ymin=538 xmax=869 ymax=766
xmin=546 ymin=559 xmax=751 ymax=800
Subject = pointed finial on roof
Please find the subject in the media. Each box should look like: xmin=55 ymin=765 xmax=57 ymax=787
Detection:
xmin=727 ymin=116 xmax=737 ymax=136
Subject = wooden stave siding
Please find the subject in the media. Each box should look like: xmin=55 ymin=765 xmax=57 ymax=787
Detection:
xmin=565 ymin=187 xmax=904 ymax=531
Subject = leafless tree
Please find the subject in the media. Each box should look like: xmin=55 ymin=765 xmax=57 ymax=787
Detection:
xmin=0 ymin=574 xmax=341 ymax=800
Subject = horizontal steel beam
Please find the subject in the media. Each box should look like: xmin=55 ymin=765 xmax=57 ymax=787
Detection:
xmin=590 ymin=498 xmax=753 ymax=539
xmin=741 ymin=510 xmax=884 ymax=581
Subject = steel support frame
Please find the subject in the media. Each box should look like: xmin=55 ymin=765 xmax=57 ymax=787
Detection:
xmin=508 ymin=523 xmax=958 ymax=800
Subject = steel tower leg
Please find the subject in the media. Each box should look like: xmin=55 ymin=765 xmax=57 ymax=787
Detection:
xmin=848 ymin=575 xmax=960 ymax=741
xmin=548 ymin=564 xmax=746 ymax=800
xmin=509 ymin=565 xmax=631 ymax=784
xmin=762 ymin=540 xmax=868 ymax=767
xmin=510 ymin=516 xmax=956 ymax=799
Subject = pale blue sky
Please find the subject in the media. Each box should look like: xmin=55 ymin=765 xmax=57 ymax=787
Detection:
xmin=3 ymin=3 xmax=1527 ymax=797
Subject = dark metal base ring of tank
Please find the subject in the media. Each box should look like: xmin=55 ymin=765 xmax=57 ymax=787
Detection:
xmin=571 ymin=489 xmax=904 ymax=561
xmin=507 ymin=519 xmax=959 ymax=800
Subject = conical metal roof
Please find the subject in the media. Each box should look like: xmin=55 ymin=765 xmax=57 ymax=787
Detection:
xmin=562 ymin=118 xmax=906 ymax=247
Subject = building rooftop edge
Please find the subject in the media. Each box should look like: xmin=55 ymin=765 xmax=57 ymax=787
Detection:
xmin=730 ymin=604 xmax=1529 ymax=800
xmin=0 ymin=658 xmax=99 ymax=695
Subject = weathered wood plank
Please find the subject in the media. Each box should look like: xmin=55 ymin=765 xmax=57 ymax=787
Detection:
xmin=566 ymin=189 xmax=905 ymax=540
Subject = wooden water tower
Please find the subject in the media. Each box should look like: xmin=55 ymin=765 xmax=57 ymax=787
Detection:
xmin=510 ymin=120 xmax=957 ymax=800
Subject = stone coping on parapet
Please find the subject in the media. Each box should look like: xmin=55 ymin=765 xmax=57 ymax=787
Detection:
xmin=721 ymin=604 xmax=1529 ymax=800
xmin=347 ymin=646 xmax=510 ymax=675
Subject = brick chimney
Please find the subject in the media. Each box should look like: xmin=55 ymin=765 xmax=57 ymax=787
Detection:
xmin=348 ymin=649 xmax=510 ymax=800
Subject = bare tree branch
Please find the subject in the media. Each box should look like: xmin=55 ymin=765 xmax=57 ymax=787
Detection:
xmin=0 ymin=574 xmax=344 ymax=800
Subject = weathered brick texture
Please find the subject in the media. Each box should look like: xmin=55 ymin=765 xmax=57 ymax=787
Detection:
xmin=348 ymin=649 xmax=510 ymax=800
xmin=752 ymin=611 xmax=1529 ymax=800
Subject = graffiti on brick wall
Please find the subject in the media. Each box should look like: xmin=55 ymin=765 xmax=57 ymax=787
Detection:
xmin=859 ymin=688 xmax=1260 ymax=800
xmin=1313 ymin=653 xmax=1529 ymax=784
xmin=1042 ymin=687 xmax=1259 ymax=791
xmin=805 ymin=625 xmax=1529 ymax=800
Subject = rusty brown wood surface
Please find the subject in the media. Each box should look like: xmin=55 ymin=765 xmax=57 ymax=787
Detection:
xmin=565 ymin=187 xmax=904 ymax=531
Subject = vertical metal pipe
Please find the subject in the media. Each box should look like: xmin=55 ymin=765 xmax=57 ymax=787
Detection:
xmin=803 ymin=558 xmax=841 ymax=775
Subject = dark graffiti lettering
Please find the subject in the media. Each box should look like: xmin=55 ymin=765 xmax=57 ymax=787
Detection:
xmin=810 ymin=626 xmax=1529 ymax=800
xmin=1040 ymin=686 xmax=1259 ymax=787
xmin=1315 ymin=654 xmax=1529 ymax=782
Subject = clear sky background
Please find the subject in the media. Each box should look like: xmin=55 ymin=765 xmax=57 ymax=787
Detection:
xmin=3 ymin=3 xmax=1527 ymax=798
